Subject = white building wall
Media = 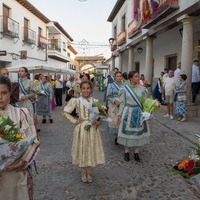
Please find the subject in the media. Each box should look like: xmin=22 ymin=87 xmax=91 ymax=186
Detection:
xmin=0 ymin=0 xmax=48 ymax=67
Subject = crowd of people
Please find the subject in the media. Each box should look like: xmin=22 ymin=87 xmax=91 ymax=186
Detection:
xmin=0 ymin=60 xmax=199 ymax=198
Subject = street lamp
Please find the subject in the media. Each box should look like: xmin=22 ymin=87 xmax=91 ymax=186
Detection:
xmin=109 ymin=37 xmax=115 ymax=46
xmin=137 ymin=47 xmax=143 ymax=54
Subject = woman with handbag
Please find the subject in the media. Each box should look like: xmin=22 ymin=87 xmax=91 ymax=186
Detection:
xmin=175 ymin=74 xmax=188 ymax=122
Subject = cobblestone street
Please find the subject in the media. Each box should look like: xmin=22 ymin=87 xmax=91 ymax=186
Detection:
xmin=34 ymin=90 xmax=200 ymax=200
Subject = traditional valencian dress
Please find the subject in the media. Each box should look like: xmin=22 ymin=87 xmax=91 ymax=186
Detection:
xmin=0 ymin=105 xmax=40 ymax=200
xmin=64 ymin=97 xmax=105 ymax=167
xmin=18 ymin=77 xmax=35 ymax=119
xmin=37 ymin=81 xmax=53 ymax=118
xmin=106 ymin=81 xmax=124 ymax=134
xmin=117 ymin=84 xmax=150 ymax=147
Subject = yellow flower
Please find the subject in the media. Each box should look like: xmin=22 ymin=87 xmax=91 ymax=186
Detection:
xmin=16 ymin=133 xmax=25 ymax=140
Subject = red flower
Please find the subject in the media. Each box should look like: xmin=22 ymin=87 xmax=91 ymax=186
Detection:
xmin=188 ymin=160 xmax=195 ymax=168
xmin=197 ymin=162 xmax=200 ymax=167
xmin=186 ymin=167 xmax=194 ymax=175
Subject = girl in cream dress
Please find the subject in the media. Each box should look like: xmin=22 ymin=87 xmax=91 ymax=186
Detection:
xmin=64 ymin=80 xmax=105 ymax=183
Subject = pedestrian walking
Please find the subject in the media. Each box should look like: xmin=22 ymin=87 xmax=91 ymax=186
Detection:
xmin=162 ymin=70 xmax=176 ymax=119
xmin=175 ymin=74 xmax=188 ymax=122
xmin=63 ymin=80 xmax=105 ymax=183
xmin=0 ymin=75 xmax=40 ymax=200
xmin=106 ymin=71 xmax=124 ymax=145
xmin=54 ymin=74 xmax=63 ymax=106
xmin=37 ymin=75 xmax=53 ymax=124
xmin=117 ymin=71 xmax=150 ymax=162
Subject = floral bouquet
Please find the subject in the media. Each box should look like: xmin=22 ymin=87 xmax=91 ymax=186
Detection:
xmin=74 ymin=84 xmax=81 ymax=93
xmin=0 ymin=115 xmax=35 ymax=171
xmin=84 ymin=102 xmax=111 ymax=131
xmin=140 ymin=97 xmax=160 ymax=123
xmin=172 ymin=139 xmax=200 ymax=178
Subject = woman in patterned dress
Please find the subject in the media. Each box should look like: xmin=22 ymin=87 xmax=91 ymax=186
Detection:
xmin=118 ymin=71 xmax=150 ymax=162
xmin=106 ymin=71 xmax=124 ymax=145
xmin=175 ymin=74 xmax=188 ymax=122
xmin=63 ymin=80 xmax=105 ymax=183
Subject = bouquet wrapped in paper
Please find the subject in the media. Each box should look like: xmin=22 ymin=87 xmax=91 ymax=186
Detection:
xmin=0 ymin=115 xmax=36 ymax=171
xmin=140 ymin=97 xmax=160 ymax=123
xmin=84 ymin=102 xmax=112 ymax=131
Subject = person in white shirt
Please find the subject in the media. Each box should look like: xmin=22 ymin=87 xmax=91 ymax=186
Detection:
xmin=174 ymin=63 xmax=181 ymax=79
xmin=162 ymin=70 xmax=176 ymax=119
xmin=191 ymin=60 xmax=200 ymax=103
xmin=55 ymin=74 xmax=63 ymax=106
xmin=163 ymin=68 xmax=169 ymax=79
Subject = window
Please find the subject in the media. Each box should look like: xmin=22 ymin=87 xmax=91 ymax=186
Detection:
xmin=3 ymin=5 xmax=10 ymax=32
xmin=121 ymin=14 xmax=126 ymax=31
xmin=24 ymin=18 xmax=29 ymax=41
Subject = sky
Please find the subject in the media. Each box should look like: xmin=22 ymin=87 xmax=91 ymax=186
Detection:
xmin=28 ymin=0 xmax=117 ymax=58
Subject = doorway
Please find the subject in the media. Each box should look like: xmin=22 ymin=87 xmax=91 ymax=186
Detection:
xmin=165 ymin=54 xmax=177 ymax=71
xmin=135 ymin=62 xmax=140 ymax=73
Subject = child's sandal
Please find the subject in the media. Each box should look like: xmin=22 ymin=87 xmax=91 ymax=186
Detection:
xmin=81 ymin=172 xmax=87 ymax=183
xmin=87 ymin=173 xmax=93 ymax=183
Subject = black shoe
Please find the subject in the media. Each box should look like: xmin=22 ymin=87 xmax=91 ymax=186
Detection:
xmin=134 ymin=153 xmax=140 ymax=162
xmin=124 ymin=153 xmax=130 ymax=162
xmin=42 ymin=119 xmax=46 ymax=123
xmin=114 ymin=138 xmax=119 ymax=145
xmin=49 ymin=119 xmax=53 ymax=123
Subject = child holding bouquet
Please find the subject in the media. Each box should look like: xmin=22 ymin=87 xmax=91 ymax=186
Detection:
xmin=63 ymin=80 xmax=105 ymax=183
xmin=0 ymin=75 xmax=40 ymax=200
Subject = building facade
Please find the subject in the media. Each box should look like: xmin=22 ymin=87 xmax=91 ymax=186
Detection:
xmin=107 ymin=0 xmax=200 ymax=89
xmin=0 ymin=0 xmax=77 ymax=80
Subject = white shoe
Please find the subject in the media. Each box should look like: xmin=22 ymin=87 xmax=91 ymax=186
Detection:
xmin=163 ymin=114 xmax=169 ymax=117
xmin=170 ymin=115 xmax=174 ymax=119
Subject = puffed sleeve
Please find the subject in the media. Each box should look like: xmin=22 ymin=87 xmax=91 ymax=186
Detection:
xmin=118 ymin=87 xmax=126 ymax=116
xmin=20 ymin=108 xmax=40 ymax=166
xmin=63 ymin=98 xmax=78 ymax=124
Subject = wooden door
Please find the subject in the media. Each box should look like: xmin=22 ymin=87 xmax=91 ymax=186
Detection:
xmin=3 ymin=5 xmax=9 ymax=32
xmin=166 ymin=55 xmax=177 ymax=71
xmin=24 ymin=18 xmax=29 ymax=41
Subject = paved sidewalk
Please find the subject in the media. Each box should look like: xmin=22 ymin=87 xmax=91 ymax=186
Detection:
xmin=153 ymin=105 xmax=200 ymax=146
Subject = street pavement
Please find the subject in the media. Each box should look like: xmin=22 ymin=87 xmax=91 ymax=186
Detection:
xmin=33 ymin=90 xmax=200 ymax=200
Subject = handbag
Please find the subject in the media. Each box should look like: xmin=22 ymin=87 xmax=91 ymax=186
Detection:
xmin=177 ymin=94 xmax=187 ymax=101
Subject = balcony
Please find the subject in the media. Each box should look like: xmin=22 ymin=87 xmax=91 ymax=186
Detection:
xmin=48 ymin=38 xmax=70 ymax=62
xmin=23 ymin=27 xmax=36 ymax=45
xmin=38 ymin=35 xmax=48 ymax=49
xmin=128 ymin=19 xmax=142 ymax=38
xmin=110 ymin=39 xmax=117 ymax=51
xmin=142 ymin=0 xmax=179 ymax=29
xmin=0 ymin=16 xmax=19 ymax=38
xmin=117 ymin=30 xmax=126 ymax=46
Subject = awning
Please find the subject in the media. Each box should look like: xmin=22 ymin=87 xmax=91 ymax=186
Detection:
xmin=7 ymin=62 xmax=76 ymax=75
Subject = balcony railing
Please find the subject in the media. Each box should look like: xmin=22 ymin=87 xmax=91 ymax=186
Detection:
xmin=38 ymin=35 xmax=48 ymax=49
xmin=110 ymin=39 xmax=117 ymax=51
xmin=142 ymin=0 xmax=179 ymax=29
xmin=0 ymin=16 xmax=19 ymax=38
xmin=23 ymin=27 xmax=36 ymax=44
xmin=117 ymin=31 xmax=126 ymax=46
xmin=48 ymin=38 xmax=61 ymax=52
